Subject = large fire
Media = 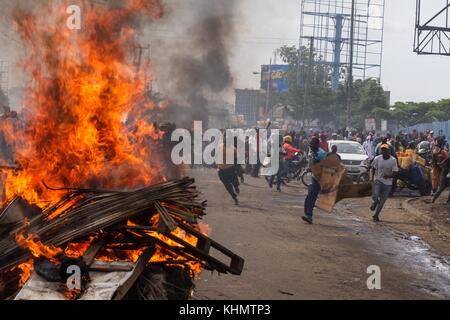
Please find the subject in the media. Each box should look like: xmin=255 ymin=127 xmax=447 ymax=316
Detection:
xmin=1 ymin=0 xmax=165 ymax=206
xmin=0 ymin=0 xmax=207 ymax=291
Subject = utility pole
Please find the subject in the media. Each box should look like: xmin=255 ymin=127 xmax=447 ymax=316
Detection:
xmin=265 ymin=58 xmax=272 ymax=120
xmin=303 ymin=37 xmax=314 ymax=126
xmin=346 ymin=0 xmax=355 ymax=130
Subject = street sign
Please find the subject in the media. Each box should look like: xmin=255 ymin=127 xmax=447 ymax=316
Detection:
xmin=365 ymin=118 xmax=376 ymax=131
xmin=381 ymin=119 xmax=387 ymax=133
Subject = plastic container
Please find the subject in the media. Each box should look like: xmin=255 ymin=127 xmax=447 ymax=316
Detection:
xmin=415 ymin=155 xmax=426 ymax=167
xmin=401 ymin=157 xmax=413 ymax=169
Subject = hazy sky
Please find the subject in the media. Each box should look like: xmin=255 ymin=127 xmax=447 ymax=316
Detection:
xmin=1 ymin=0 xmax=450 ymax=105
xmin=231 ymin=0 xmax=450 ymax=104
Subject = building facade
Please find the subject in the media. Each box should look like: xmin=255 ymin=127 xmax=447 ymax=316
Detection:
xmin=234 ymin=89 xmax=262 ymax=124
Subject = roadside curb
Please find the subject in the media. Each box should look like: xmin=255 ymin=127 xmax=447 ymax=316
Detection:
xmin=402 ymin=198 xmax=450 ymax=238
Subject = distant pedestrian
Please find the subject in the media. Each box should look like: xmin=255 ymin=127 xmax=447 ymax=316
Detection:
xmin=251 ymin=128 xmax=261 ymax=177
xmin=328 ymin=145 xmax=341 ymax=161
xmin=282 ymin=135 xmax=302 ymax=180
xmin=431 ymin=162 xmax=450 ymax=204
xmin=431 ymin=138 xmax=449 ymax=193
xmin=363 ymin=134 xmax=375 ymax=159
xmin=268 ymin=136 xmax=286 ymax=192
xmin=432 ymin=138 xmax=450 ymax=202
xmin=319 ymin=133 xmax=329 ymax=152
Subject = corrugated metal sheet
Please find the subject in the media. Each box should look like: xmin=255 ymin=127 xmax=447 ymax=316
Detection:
xmin=400 ymin=120 xmax=450 ymax=138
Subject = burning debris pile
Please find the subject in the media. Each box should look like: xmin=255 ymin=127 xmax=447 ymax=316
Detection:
xmin=0 ymin=178 xmax=243 ymax=300
xmin=0 ymin=0 xmax=244 ymax=300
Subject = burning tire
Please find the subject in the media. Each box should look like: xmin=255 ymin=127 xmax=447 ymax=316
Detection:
xmin=125 ymin=266 xmax=195 ymax=300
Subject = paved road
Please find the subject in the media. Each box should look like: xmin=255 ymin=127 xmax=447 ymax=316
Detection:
xmin=190 ymin=168 xmax=450 ymax=300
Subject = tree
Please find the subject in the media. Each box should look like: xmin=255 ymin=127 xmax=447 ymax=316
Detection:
xmin=278 ymin=45 xmax=335 ymax=126
xmin=374 ymin=100 xmax=450 ymax=127
xmin=277 ymin=45 xmax=389 ymax=128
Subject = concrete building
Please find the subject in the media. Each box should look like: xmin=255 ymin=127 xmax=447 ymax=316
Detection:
xmin=234 ymin=89 xmax=262 ymax=124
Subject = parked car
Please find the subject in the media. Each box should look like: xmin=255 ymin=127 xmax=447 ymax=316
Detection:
xmin=328 ymin=140 xmax=369 ymax=179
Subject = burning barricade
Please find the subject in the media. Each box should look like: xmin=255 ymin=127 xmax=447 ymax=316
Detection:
xmin=0 ymin=0 xmax=244 ymax=300
xmin=0 ymin=178 xmax=244 ymax=300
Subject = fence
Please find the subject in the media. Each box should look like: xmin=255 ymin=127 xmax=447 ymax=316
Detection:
xmin=399 ymin=120 xmax=450 ymax=138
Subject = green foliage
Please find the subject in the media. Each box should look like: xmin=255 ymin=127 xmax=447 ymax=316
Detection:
xmin=276 ymin=45 xmax=450 ymax=129
xmin=371 ymin=107 xmax=392 ymax=120
xmin=275 ymin=45 xmax=388 ymax=128
xmin=376 ymin=100 xmax=450 ymax=127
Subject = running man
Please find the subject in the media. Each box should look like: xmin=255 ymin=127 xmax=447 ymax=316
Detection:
xmin=302 ymin=137 xmax=327 ymax=224
xmin=217 ymin=140 xmax=240 ymax=205
xmin=370 ymin=144 xmax=399 ymax=222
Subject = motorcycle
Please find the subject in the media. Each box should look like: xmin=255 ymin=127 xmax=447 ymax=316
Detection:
xmin=356 ymin=164 xmax=371 ymax=184
xmin=287 ymin=152 xmax=309 ymax=182
xmin=268 ymin=152 xmax=311 ymax=186
xmin=357 ymin=161 xmax=432 ymax=197
xmin=289 ymin=152 xmax=313 ymax=187
xmin=395 ymin=165 xmax=432 ymax=196
xmin=416 ymin=141 xmax=432 ymax=166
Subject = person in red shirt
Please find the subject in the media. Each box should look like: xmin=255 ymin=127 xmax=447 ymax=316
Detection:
xmin=282 ymin=136 xmax=303 ymax=180
xmin=283 ymin=136 xmax=302 ymax=160
xmin=319 ymin=133 xmax=329 ymax=153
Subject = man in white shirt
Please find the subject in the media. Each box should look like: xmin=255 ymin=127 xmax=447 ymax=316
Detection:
xmin=363 ymin=134 xmax=375 ymax=159
xmin=370 ymin=144 xmax=399 ymax=222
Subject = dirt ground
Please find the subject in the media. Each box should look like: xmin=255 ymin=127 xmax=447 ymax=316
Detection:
xmin=342 ymin=195 xmax=450 ymax=259
xmin=190 ymin=168 xmax=450 ymax=300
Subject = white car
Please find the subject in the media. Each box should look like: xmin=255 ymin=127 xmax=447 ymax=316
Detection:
xmin=328 ymin=140 xmax=369 ymax=178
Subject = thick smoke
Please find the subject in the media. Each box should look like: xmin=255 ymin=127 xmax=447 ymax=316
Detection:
xmin=0 ymin=0 xmax=238 ymax=127
xmin=149 ymin=0 xmax=237 ymax=126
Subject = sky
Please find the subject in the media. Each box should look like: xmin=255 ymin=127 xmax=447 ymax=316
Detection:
xmin=1 ymin=0 xmax=450 ymax=105
xmin=231 ymin=0 xmax=450 ymax=104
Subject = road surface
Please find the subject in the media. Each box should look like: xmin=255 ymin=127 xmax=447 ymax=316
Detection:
xmin=190 ymin=168 xmax=450 ymax=300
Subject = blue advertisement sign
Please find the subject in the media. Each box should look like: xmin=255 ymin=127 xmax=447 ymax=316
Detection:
xmin=260 ymin=64 xmax=289 ymax=93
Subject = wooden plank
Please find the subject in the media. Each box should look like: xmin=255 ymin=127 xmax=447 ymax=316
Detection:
xmin=337 ymin=182 xmax=373 ymax=202
xmin=155 ymin=201 xmax=177 ymax=232
xmin=158 ymin=222 xmax=244 ymax=275
xmin=112 ymin=246 xmax=155 ymax=300
xmin=197 ymin=237 xmax=211 ymax=254
xmin=83 ymin=237 xmax=109 ymax=266
xmin=89 ymin=261 xmax=134 ymax=272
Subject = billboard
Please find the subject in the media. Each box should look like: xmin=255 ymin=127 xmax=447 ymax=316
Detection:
xmin=365 ymin=118 xmax=376 ymax=131
xmin=381 ymin=119 xmax=388 ymax=133
xmin=260 ymin=65 xmax=289 ymax=93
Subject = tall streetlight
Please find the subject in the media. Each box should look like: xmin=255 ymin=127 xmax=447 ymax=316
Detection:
xmin=266 ymin=58 xmax=273 ymax=120
xmin=253 ymin=57 xmax=273 ymax=121
xmin=302 ymin=37 xmax=314 ymax=127
xmin=346 ymin=0 xmax=356 ymax=130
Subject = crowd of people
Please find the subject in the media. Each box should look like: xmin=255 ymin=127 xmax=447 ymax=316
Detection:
xmin=215 ymin=126 xmax=450 ymax=225
xmin=2 ymin=108 xmax=448 ymax=226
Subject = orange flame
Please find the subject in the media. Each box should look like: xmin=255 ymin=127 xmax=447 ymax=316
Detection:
xmin=17 ymin=260 xmax=34 ymax=286
xmin=2 ymin=0 xmax=210 ymax=286
xmin=1 ymin=0 xmax=165 ymax=206
xmin=15 ymin=233 xmax=63 ymax=264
